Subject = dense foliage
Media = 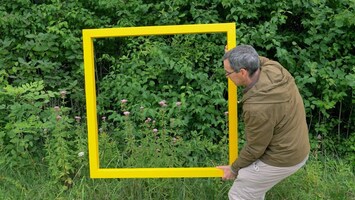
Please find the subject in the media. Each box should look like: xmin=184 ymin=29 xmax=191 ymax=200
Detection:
xmin=0 ymin=0 xmax=354 ymax=197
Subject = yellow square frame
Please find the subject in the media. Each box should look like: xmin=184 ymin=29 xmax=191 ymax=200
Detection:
xmin=83 ymin=23 xmax=237 ymax=178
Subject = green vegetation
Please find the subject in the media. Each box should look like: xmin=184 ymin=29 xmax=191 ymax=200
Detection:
xmin=0 ymin=158 xmax=353 ymax=199
xmin=0 ymin=0 xmax=354 ymax=199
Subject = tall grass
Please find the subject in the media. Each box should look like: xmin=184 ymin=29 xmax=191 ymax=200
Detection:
xmin=267 ymin=157 xmax=354 ymax=200
xmin=1 ymin=99 xmax=353 ymax=199
xmin=1 ymin=154 xmax=354 ymax=199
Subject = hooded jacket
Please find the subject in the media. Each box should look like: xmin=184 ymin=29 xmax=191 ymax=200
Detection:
xmin=231 ymin=56 xmax=310 ymax=172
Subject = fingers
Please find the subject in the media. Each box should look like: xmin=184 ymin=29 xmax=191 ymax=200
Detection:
xmin=216 ymin=166 xmax=235 ymax=180
xmin=216 ymin=166 xmax=227 ymax=180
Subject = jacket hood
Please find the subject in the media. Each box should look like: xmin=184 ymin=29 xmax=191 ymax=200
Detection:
xmin=241 ymin=57 xmax=295 ymax=104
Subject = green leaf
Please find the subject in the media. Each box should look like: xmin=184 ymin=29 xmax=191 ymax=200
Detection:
xmin=33 ymin=45 xmax=49 ymax=52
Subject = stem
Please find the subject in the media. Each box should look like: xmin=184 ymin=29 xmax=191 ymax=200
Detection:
xmin=161 ymin=108 xmax=166 ymax=135
xmin=338 ymin=101 xmax=342 ymax=137
xmin=308 ymin=112 xmax=313 ymax=132
xmin=346 ymin=102 xmax=353 ymax=138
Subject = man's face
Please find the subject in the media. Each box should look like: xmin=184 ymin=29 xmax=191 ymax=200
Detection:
xmin=223 ymin=59 xmax=246 ymax=86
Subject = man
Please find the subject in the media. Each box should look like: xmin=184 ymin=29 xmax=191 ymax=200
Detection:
xmin=217 ymin=45 xmax=310 ymax=200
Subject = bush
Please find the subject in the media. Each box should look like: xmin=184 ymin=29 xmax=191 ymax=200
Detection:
xmin=0 ymin=0 xmax=354 ymax=193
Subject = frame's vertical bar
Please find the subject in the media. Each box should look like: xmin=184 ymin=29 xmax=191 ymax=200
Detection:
xmin=83 ymin=30 xmax=100 ymax=177
xmin=226 ymin=24 xmax=238 ymax=165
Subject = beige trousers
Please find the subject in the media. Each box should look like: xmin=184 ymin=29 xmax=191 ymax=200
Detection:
xmin=228 ymin=155 xmax=308 ymax=200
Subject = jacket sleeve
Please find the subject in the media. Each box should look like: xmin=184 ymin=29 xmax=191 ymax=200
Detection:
xmin=231 ymin=110 xmax=274 ymax=172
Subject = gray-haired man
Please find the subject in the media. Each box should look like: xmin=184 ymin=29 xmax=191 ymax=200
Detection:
xmin=217 ymin=45 xmax=310 ymax=199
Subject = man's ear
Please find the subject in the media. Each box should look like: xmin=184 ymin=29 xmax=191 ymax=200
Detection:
xmin=240 ymin=68 xmax=249 ymax=78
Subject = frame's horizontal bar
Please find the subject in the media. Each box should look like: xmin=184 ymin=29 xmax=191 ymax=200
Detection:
xmin=91 ymin=167 xmax=223 ymax=178
xmin=83 ymin=23 xmax=235 ymax=38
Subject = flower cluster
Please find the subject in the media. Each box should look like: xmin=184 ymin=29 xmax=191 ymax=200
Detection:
xmin=159 ymin=100 xmax=167 ymax=107
xmin=56 ymin=115 xmax=62 ymax=121
xmin=145 ymin=117 xmax=152 ymax=123
xmin=60 ymin=90 xmax=67 ymax=99
xmin=78 ymin=152 xmax=85 ymax=157
xmin=121 ymin=99 xmax=128 ymax=104
xmin=54 ymin=106 xmax=60 ymax=112
xmin=75 ymin=116 xmax=81 ymax=123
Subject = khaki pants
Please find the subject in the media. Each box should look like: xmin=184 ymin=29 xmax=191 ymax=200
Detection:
xmin=228 ymin=155 xmax=308 ymax=200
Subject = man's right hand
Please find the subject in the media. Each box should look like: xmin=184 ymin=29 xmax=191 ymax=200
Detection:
xmin=216 ymin=165 xmax=237 ymax=180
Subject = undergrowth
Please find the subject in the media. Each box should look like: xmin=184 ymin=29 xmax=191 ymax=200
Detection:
xmin=0 ymin=156 xmax=353 ymax=200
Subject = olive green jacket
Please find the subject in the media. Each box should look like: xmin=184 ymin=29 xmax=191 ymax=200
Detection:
xmin=231 ymin=56 xmax=310 ymax=173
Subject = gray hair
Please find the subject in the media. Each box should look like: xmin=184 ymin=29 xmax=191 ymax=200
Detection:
xmin=223 ymin=45 xmax=260 ymax=76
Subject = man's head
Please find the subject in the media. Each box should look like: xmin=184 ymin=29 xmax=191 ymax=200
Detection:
xmin=223 ymin=45 xmax=260 ymax=86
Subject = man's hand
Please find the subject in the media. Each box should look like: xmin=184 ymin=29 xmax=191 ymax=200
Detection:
xmin=216 ymin=165 xmax=237 ymax=180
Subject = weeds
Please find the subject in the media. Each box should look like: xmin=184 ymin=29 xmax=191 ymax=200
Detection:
xmin=0 ymin=98 xmax=353 ymax=199
xmin=0 ymin=157 xmax=353 ymax=199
